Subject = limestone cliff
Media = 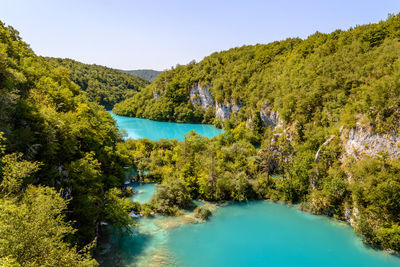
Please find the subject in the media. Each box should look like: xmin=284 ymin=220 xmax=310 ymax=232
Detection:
xmin=189 ymin=83 xmax=214 ymax=110
xmin=342 ymin=125 xmax=400 ymax=159
xmin=188 ymin=83 xmax=242 ymax=120
xmin=215 ymin=101 xmax=241 ymax=119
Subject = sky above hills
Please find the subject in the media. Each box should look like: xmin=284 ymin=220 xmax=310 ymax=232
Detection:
xmin=2 ymin=0 xmax=400 ymax=70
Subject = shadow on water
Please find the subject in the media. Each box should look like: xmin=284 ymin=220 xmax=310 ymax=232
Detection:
xmin=96 ymin=226 xmax=154 ymax=267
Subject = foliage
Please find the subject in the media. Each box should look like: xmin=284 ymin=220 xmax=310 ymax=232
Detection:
xmin=194 ymin=206 xmax=212 ymax=220
xmin=45 ymin=57 xmax=149 ymax=109
xmin=0 ymin=147 xmax=97 ymax=266
xmin=102 ymin=188 xmax=137 ymax=233
xmin=0 ymin=20 xmax=136 ymax=263
xmin=349 ymin=157 xmax=400 ymax=251
xmin=150 ymin=179 xmax=192 ymax=215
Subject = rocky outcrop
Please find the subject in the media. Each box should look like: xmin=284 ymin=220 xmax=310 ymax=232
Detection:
xmin=342 ymin=126 xmax=400 ymax=159
xmin=260 ymin=103 xmax=282 ymax=128
xmin=189 ymin=83 xmax=214 ymax=110
xmin=215 ymin=101 xmax=241 ymax=119
xmin=345 ymin=205 xmax=359 ymax=227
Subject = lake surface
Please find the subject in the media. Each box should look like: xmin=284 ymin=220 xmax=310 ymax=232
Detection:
xmin=166 ymin=202 xmax=400 ymax=267
xmin=99 ymin=186 xmax=400 ymax=267
xmin=109 ymin=111 xmax=223 ymax=141
xmin=99 ymin=202 xmax=400 ymax=267
xmin=129 ymin=182 xmax=156 ymax=204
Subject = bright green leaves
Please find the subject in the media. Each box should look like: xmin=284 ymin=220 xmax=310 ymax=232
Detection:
xmin=0 ymin=20 xmax=137 ymax=261
xmin=349 ymin=156 xmax=400 ymax=251
xmin=102 ymin=188 xmax=136 ymax=234
xmin=0 ymin=153 xmax=41 ymax=197
xmin=150 ymin=179 xmax=192 ymax=215
xmin=44 ymin=57 xmax=149 ymax=110
xmin=0 ymin=185 xmax=98 ymax=267
xmin=0 ymin=143 xmax=97 ymax=266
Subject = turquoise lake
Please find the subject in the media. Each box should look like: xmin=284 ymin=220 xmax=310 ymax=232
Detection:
xmin=98 ymin=115 xmax=400 ymax=267
xmin=129 ymin=182 xmax=156 ymax=204
xmin=99 ymin=184 xmax=400 ymax=267
xmin=109 ymin=111 xmax=223 ymax=141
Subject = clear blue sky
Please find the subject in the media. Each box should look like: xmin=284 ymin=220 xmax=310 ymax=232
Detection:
xmin=1 ymin=0 xmax=400 ymax=70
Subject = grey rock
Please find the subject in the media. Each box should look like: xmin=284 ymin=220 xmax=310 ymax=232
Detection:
xmin=342 ymin=126 xmax=400 ymax=159
xmin=189 ymin=83 xmax=214 ymax=110
xmin=215 ymin=101 xmax=241 ymax=119
xmin=259 ymin=103 xmax=282 ymax=128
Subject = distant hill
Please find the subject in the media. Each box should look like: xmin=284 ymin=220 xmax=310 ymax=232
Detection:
xmin=122 ymin=69 xmax=162 ymax=81
xmin=44 ymin=58 xmax=149 ymax=109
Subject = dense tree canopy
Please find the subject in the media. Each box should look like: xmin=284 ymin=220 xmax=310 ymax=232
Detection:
xmin=0 ymin=21 xmax=136 ymax=265
xmin=45 ymin=57 xmax=149 ymax=109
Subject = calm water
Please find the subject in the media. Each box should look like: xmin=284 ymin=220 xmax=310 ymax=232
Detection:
xmin=109 ymin=111 xmax=223 ymax=141
xmin=99 ymin=187 xmax=400 ymax=267
xmin=101 ymin=201 xmax=400 ymax=267
xmin=166 ymin=202 xmax=400 ymax=267
xmin=129 ymin=182 xmax=156 ymax=204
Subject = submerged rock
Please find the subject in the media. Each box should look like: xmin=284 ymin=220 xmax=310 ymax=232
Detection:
xmin=155 ymin=214 xmax=200 ymax=230
xmin=147 ymin=247 xmax=178 ymax=267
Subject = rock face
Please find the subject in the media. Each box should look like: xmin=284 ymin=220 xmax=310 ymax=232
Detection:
xmin=189 ymin=83 xmax=214 ymax=110
xmin=342 ymin=126 xmax=400 ymax=159
xmin=189 ymin=83 xmax=241 ymax=120
xmin=259 ymin=103 xmax=282 ymax=128
xmin=215 ymin=101 xmax=241 ymax=119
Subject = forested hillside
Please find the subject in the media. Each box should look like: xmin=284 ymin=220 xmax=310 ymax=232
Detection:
xmin=114 ymin=13 xmax=400 ymax=133
xmin=114 ymin=14 xmax=400 ymax=252
xmin=122 ymin=69 xmax=162 ymax=81
xmin=0 ymin=21 xmax=136 ymax=266
xmin=45 ymin=57 xmax=149 ymax=109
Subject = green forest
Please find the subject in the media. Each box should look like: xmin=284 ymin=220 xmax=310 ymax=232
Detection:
xmin=1 ymin=12 xmax=400 ymax=266
xmin=0 ymin=21 xmax=137 ymax=266
xmin=45 ymin=57 xmax=148 ymax=109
